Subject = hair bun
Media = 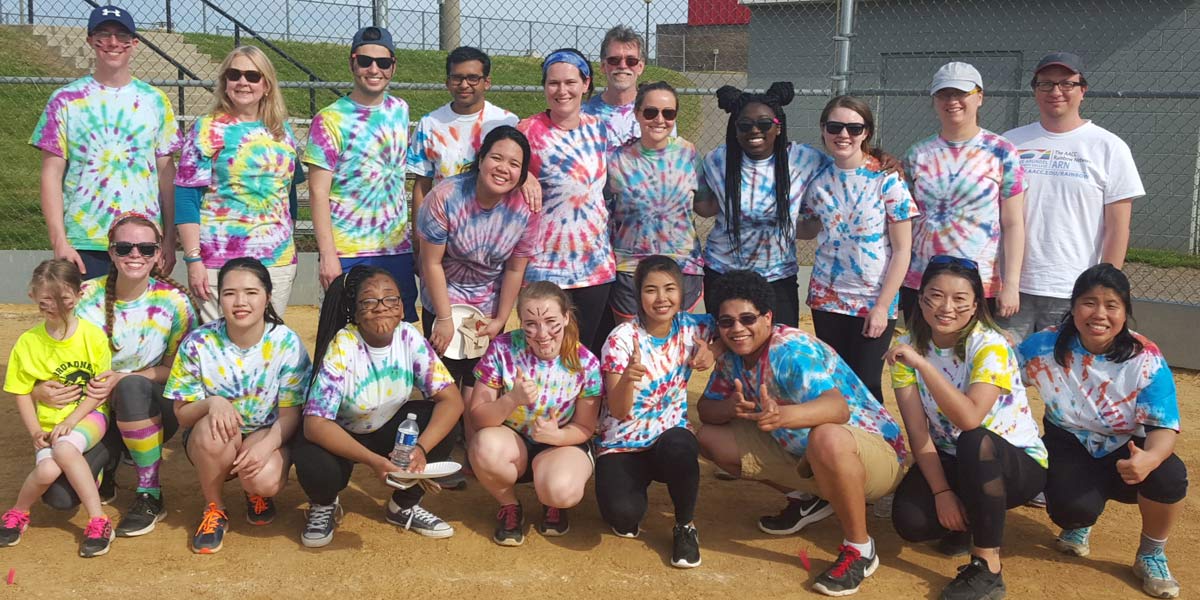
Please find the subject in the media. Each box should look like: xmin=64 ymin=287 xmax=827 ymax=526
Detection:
xmin=766 ymin=81 xmax=795 ymax=106
xmin=716 ymin=85 xmax=744 ymax=114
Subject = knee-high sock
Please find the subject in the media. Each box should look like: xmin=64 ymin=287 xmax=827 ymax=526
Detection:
xmin=119 ymin=422 xmax=163 ymax=498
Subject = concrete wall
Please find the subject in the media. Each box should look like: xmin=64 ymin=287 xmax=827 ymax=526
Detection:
xmin=657 ymin=23 xmax=749 ymax=73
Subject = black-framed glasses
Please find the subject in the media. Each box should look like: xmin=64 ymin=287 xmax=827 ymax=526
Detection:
xmin=735 ymin=117 xmax=779 ymax=133
xmin=1033 ymin=80 xmax=1085 ymax=92
xmin=358 ymin=295 xmax=402 ymax=311
xmin=448 ymin=74 xmax=484 ymax=86
xmin=110 ymin=242 xmax=160 ymax=258
xmin=224 ymin=68 xmax=263 ymax=83
xmin=928 ymin=255 xmax=979 ymax=271
xmin=353 ymin=54 xmax=396 ymax=70
xmin=823 ymin=121 xmax=867 ymax=136
xmin=717 ymin=312 xmax=765 ymax=329
xmin=604 ymin=55 xmax=641 ymax=68
xmin=640 ymin=107 xmax=678 ymax=121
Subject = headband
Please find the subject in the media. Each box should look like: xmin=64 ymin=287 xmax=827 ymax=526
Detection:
xmin=543 ymin=50 xmax=591 ymax=80
xmin=107 ymin=211 xmax=160 ymax=237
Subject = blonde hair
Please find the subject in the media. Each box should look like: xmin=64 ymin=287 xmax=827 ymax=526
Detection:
xmin=517 ymin=281 xmax=582 ymax=372
xmin=212 ymin=46 xmax=288 ymax=141
xmin=29 ymin=259 xmax=82 ymax=319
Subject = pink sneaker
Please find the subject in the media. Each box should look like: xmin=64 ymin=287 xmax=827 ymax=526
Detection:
xmin=80 ymin=516 xmax=114 ymax=558
xmin=0 ymin=510 xmax=30 ymax=547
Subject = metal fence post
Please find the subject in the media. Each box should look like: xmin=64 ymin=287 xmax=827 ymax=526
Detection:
xmin=832 ymin=0 xmax=856 ymax=95
xmin=234 ymin=24 xmax=240 ymax=47
xmin=25 ymin=0 xmax=32 ymax=24
xmin=166 ymin=0 xmax=173 ymax=32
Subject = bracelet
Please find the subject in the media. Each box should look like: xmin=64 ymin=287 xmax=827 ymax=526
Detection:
xmin=182 ymin=255 xmax=204 ymax=264
xmin=435 ymin=315 xmax=453 ymax=322
xmin=184 ymin=247 xmax=202 ymax=258
xmin=933 ymin=488 xmax=952 ymax=496
xmin=414 ymin=442 xmax=428 ymax=456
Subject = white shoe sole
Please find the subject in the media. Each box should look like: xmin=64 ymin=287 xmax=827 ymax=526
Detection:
xmin=116 ymin=511 xmax=165 ymax=538
xmin=811 ymin=555 xmax=878 ymax=597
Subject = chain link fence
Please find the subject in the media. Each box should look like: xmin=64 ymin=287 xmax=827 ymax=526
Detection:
xmin=0 ymin=0 xmax=1197 ymax=304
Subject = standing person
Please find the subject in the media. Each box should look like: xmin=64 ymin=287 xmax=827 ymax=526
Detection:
xmin=1018 ymin=264 xmax=1186 ymax=599
xmin=517 ymin=48 xmax=616 ymax=356
xmin=175 ymin=46 xmax=299 ymax=322
xmin=697 ymin=270 xmax=907 ymax=596
xmin=31 ymin=4 xmax=181 ymax=280
xmin=305 ymin=26 xmax=417 ymax=324
xmin=797 ymin=96 xmax=916 ymax=403
xmin=885 ymin=256 xmax=1047 ymax=600
xmin=901 ymin=62 xmax=1026 ymax=325
xmin=166 ymin=258 xmax=311 ymax=554
xmin=597 ymin=256 xmax=714 ymax=568
xmin=605 ymin=81 xmax=704 ymax=323
xmin=295 ymin=266 xmax=464 ymax=548
xmin=582 ymin=26 xmax=675 ymax=145
xmin=999 ymin=53 xmax=1145 ymax=340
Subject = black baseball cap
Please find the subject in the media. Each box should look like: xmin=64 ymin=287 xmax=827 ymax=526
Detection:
xmin=1035 ymin=52 xmax=1084 ymax=75
xmin=87 ymin=5 xmax=136 ymax=35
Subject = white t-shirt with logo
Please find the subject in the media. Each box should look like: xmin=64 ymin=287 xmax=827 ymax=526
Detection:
xmin=1003 ymin=121 xmax=1144 ymax=298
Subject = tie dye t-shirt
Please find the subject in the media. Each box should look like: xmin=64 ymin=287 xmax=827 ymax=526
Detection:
xmin=517 ymin=112 xmax=615 ymax=289
xmin=1018 ymin=328 xmax=1179 ymax=458
xmin=304 ymin=95 xmax=412 ymax=257
xmin=701 ymin=143 xmax=830 ymax=281
xmin=891 ymin=323 xmax=1046 ymax=466
xmin=406 ymin=101 xmax=519 ymax=183
xmin=175 ymin=114 xmax=298 ymax=268
xmin=801 ymin=164 xmax=918 ymax=318
xmin=29 ymin=76 xmax=182 ymax=251
xmin=473 ymin=330 xmax=603 ymax=440
xmin=598 ymin=312 xmax=714 ymax=455
xmin=902 ymin=130 xmax=1025 ymax=297
xmin=76 ymin=276 xmax=197 ymax=373
xmin=703 ymin=325 xmax=906 ymax=462
xmin=306 ymin=323 xmax=454 ymax=434
xmin=581 ymin=96 xmax=677 ymax=146
xmin=166 ymin=321 xmax=311 ymax=433
xmin=416 ymin=173 xmax=541 ymax=317
xmin=605 ymin=138 xmax=705 ymax=275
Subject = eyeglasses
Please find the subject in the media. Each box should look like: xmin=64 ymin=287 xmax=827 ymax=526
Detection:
xmin=933 ymin=88 xmax=981 ymax=102
xmin=928 ymin=255 xmax=979 ymax=271
xmin=823 ymin=121 xmax=867 ymax=136
xmin=91 ymin=30 xmax=134 ymax=44
xmin=224 ymin=68 xmax=263 ymax=83
xmin=604 ymin=55 xmax=641 ymax=68
xmin=717 ymin=312 xmax=765 ymax=329
xmin=358 ymin=295 xmax=402 ymax=311
xmin=1033 ymin=80 xmax=1085 ymax=92
xmin=448 ymin=74 xmax=484 ymax=86
xmin=735 ymin=117 xmax=779 ymax=133
xmin=353 ymin=54 xmax=396 ymax=70
xmin=109 ymin=242 xmax=160 ymax=258
xmin=640 ymin=107 xmax=678 ymax=121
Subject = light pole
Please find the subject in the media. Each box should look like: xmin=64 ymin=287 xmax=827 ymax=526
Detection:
xmin=643 ymin=0 xmax=651 ymax=63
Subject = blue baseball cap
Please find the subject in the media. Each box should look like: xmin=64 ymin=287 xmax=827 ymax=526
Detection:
xmin=87 ymin=5 xmax=136 ymax=35
xmin=351 ymin=26 xmax=395 ymax=54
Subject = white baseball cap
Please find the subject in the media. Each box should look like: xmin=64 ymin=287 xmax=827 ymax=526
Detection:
xmin=929 ymin=62 xmax=983 ymax=95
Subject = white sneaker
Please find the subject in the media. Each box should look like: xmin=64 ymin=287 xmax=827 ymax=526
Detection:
xmin=386 ymin=500 xmax=454 ymax=538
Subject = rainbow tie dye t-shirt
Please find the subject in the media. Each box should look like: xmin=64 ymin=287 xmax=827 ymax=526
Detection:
xmin=605 ymin=138 xmax=705 ymax=275
xmin=166 ymin=321 xmax=311 ymax=433
xmin=517 ymin=112 xmax=615 ymax=289
xmin=1018 ymin=328 xmax=1179 ymax=458
xmin=901 ymin=130 xmax=1025 ymax=296
xmin=406 ymin=101 xmax=519 ymax=183
xmin=76 ymin=276 xmax=197 ymax=373
xmin=306 ymin=323 xmax=455 ymax=434
xmin=801 ymin=164 xmax=918 ymax=318
xmin=303 ymin=95 xmax=412 ymax=257
xmin=415 ymin=173 xmax=541 ymax=317
xmin=175 ymin=114 xmax=298 ymax=268
xmin=473 ymin=330 xmax=603 ymax=440
xmin=29 ymin=76 xmax=182 ymax=251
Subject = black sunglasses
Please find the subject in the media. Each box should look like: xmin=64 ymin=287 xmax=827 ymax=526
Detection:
xmin=717 ymin=312 xmax=764 ymax=329
xmin=110 ymin=242 xmax=160 ymax=258
xmin=353 ymin=54 xmax=395 ymax=70
xmin=735 ymin=117 xmax=779 ymax=133
xmin=928 ymin=254 xmax=979 ymax=271
xmin=823 ymin=121 xmax=867 ymax=136
xmin=641 ymin=107 xmax=678 ymax=121
xmin=224 ymin=68 xmax=263 ymax=83
xmin=604 ymin=55 xmax=641 ymax=68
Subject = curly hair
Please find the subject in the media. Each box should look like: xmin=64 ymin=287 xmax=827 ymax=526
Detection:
xmin=707 ymin=269 xmax=776 ymax=319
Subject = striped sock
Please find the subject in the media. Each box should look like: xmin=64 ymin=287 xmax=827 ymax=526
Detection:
xmin=119 ymin=423 xmax=163 ymax=499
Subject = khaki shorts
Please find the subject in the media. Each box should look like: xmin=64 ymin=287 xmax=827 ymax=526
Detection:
xmin=198 ymin=262 xmax=297 ymax=324
xmin=731 ymin=420 xmax=903 ymax=502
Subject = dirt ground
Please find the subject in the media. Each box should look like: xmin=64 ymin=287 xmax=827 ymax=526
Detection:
xmin=0 ymin=304 xmax=1194 ymax=599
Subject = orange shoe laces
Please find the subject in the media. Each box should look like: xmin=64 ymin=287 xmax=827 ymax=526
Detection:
xmin=196 ymin=503 xmax=227 ymax=536
xmin=249 ymin=495 xmax=270 ymax=514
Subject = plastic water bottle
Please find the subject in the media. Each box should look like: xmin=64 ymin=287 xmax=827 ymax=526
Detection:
xmin=391 ymin=413 xmax=420 ymax=469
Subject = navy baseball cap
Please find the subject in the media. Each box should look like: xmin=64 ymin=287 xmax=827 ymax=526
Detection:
xmin=351 ymin=26 xmax=395 ymax=54
xmin=87 ymin=5 xmax=136 ymax=35
xmin=1035 ymin=52 xmax=1085 ymax=75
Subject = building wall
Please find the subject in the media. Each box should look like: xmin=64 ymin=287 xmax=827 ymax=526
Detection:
xmin=657 ymin=23 xmax=749 ymax=72
xmin=688 ymin=0 xmax=750 ymax=26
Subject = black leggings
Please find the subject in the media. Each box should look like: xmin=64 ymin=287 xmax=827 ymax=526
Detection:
xmin=567 ymin=283 xmax=613 ymax=358
xmin=810 ymin=309 xmax=896 ymax=404
xmin=1043 ymin=421 xmax=1188 ymax=530
xmin=594 ymin=427 xmax=700 ymax=531
xmin=705 ymin=269 xmax=799 ymax=328
xmin=293 ymin=400 xmax=454 ymax=508
xmin=892 ymin=428 xmax=1046 ymax=548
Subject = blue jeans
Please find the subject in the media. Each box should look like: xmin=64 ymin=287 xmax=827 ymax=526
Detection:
xmin=339 ymin=253 xmax=418 ymax=323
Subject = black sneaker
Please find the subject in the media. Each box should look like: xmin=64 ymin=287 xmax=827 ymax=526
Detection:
xmin=301 ymin=498 xmax=344 ymax=549
xmin=245 ymin=493 xmax=276 ymax=526
xmin=79 ymin=516 xmax=114 ymax=558
xmin=493 ymin=503 xmax=524 ymax=547
xmin=937 ymin=530 xmax=972 ymax=557
xmin=98 ymin=470 xmax=117 ymax=506
xmin=191 ymin=503 xmax=229 ymax=554
xmin=0 ymin=510 xmax=30 ymax=547
xmin=758 ymin=496 xmax=833 ymax=535
xmin=671 ymin=524 xmax=701 ymax=568
xmin=940 ymin=555 xmax=1006 ymax=600
xmin=813 ymin=544 xmax=879 ymax=596
xmin=538 ymin=506 xmax=569 ymax=536
xmin=115 ymin=492 xmax=164 ymax=537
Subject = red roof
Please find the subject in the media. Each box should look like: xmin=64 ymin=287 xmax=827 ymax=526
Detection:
xmin=689 ymin=0 xmax=751 ymax=25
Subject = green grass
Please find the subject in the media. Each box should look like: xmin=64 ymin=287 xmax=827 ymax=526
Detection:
xmin=1127 ymin=247 xmax=1200 ymax=270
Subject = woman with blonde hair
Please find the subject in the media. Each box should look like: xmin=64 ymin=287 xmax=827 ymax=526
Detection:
xmin=174 ymin=45 xmax=300 ymax=322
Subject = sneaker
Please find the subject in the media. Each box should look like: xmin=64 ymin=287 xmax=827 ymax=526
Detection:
xmin=538 ymin=506 xmax=569 ymax=537
xmin=812 ymin=544 xmax=879 ymax=596
xmin=245 ymin=493 xmax=276 ymax=525
xmin=1133 ymin=547 xmax=1180 ymax=599
xmin=301 ymin=499 xmax=344 ymax=549
xmin=671 ymin=523 xmax=701 ymax=569
xmin=758 ymin=496 xmax=833 ymax=535
xmin=714 ymin=467 xmax=738 ymax=481
xmin=493 ymin=503 xmax=524 ymax=547
xmin=872 ymin=494 xmax=894 ymax=519
xmin=1055 ymin=527 xmax=1092 ymax=558
xmin=191 ymin=503 xmax=229 ymax=554
xmin=937 ymin=531 xmax=972 ymax=557
xmin=940 ymin=555 xmax=1006 ymax=600
xmin=611 ymin=525 xmax=640 ymax=539
xmin=79 ymin=516 xmax=114 ymax=558
xmin=98 ymin=470 xmax=117 ymax=506
xmin=0 ymin=510 xmax=30 ymax=547
xmin=1025 ymin=492 xmax=1047 ymax=509
xmin=115 ymin=492 xmax=164 ymax=537
xmin=386 ymin=500 xmax=454 ymax=538
xmin=434 ymin=471 xmax=467 ymax=491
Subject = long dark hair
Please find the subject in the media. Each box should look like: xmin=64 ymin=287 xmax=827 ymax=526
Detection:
xmin=910 ymin=258 xmax=999 ymax=361
xmin=715 ymin=82 xmax=795 ymax=251
xmin=1054 ymin=263 xmax=1143 ymax=366
xmin=472 ymin=125 xmax=531 ymax=188
xmin=217 ymin=257 xmax=284 ymax=326
xmin=312 ymin=265 xmax=395 ymax=374
xmin=633 ymin=255 xmax=683 ymax=323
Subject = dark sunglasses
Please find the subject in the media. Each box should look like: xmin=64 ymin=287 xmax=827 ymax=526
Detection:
xmin=358 ymin=295 xmax=402 ymax=311
xmin=110 ymin=242 xmax=160 ymax=258
xmin=735 ymin=117 xmax=779 ymax=133
xmin=928 ymin=254 xmax=979 ymax=271
xmin=717 ymin=312 xmax=764 ymax=329
xmin=640 ymin=107 xmax=678 ymax=121
xmin=353 ymin=54 xmax=395 ymax=70
xmin=224 ymin=68 xmax=263 ymax=83
xmin=823 ymin=121 xmax=867 ymax=136
xmin=604 ymin=55 xmax=641 ymax=68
